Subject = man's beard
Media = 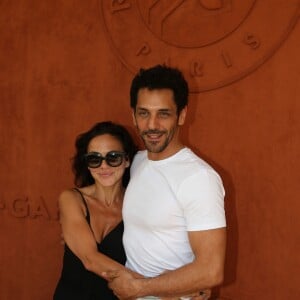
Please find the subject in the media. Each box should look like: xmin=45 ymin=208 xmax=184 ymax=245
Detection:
xmin=140 ymin=129 xmax=174 ymax=153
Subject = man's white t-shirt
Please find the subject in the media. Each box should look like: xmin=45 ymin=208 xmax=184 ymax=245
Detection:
xmin=123 ymin=148 xmax=226 ymax=277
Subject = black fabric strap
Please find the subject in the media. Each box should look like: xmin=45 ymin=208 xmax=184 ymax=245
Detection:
xmin=73 ymin=188 xmax=90 ymax=223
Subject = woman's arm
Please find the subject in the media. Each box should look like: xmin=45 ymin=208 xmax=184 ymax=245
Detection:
xmin=105 ymin=228 xmax=226 ymax=298
xmin=58 ymin=189 xmax=140 ymax=278
xmin=60 ymin=190 xmax=210 ymax=299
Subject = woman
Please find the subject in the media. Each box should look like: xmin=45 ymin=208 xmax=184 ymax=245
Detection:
xmin=54 ymin=121 xmax=137 ymax=299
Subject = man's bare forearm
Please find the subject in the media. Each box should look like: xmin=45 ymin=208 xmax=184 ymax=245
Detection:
xmin=133 ymin=260 xmax=223 ymax=298
xmin=107 ymin=228 xmax=226 ymax=299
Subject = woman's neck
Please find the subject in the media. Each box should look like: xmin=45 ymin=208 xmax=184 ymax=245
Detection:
xmin=92 ymin=182 xmax=125 ymax=207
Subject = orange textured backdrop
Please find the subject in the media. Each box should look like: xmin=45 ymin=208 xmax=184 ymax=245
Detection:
xmin=0 ymin=1 xmax=299 ymax=299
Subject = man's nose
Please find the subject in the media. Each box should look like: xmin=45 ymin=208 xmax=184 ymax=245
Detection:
xmin=147 ymin=115 xmax=159 ymax=129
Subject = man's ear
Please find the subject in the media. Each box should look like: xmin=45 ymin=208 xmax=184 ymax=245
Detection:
xmin=131 ymin=109 xmax=137 ymax=126
xmin=178 ymin=106 xmax=187 ymax=126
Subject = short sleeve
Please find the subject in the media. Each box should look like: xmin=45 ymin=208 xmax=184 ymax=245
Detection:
xmin=177 ymin=169 xmax=226 ymax=231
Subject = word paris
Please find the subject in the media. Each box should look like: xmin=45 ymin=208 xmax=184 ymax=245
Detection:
xmin=101 ymin=0 xmax=298 ymax=92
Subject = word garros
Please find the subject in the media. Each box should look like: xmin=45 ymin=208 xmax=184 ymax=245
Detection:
xmin=0 ymin=196 xmax=58 ymax=220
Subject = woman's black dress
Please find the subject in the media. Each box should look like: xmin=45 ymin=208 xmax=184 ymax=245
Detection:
xmin=53 ymin=189 xmax=126 ymax=300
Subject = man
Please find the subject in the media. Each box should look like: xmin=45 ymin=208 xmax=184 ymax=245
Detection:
xmin=104 ymin=65 xmax=226 ymax=299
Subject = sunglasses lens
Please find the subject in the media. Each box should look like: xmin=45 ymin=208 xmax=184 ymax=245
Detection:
xmin=85 ymin=151 xmax=126 ymax=168
xmin=106 ymin=152 xmax=124 ymax=167
xmin=86 ymin=154 xmax=102 ymax=168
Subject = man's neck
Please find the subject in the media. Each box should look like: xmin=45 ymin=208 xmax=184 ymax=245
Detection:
xmin=147 ymin=144 xmax=185 ymax=161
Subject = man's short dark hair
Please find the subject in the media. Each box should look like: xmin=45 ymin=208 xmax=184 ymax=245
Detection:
xmin=130 ymin=65 xmax=189 ymax=113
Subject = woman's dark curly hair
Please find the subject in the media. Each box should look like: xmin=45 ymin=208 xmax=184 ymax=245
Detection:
xmin=72 ymin=121 xmax=137 ymax=188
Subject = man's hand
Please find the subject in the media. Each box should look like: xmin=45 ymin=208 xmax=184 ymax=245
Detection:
xmin=103 ymin=269 xmax=211 ymax=300
xmin=102 ymin=269 xmax=142 ymax=299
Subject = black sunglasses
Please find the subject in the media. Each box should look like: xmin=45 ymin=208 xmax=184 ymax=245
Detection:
xmin=84 ymin=151 xmax=127 ymax=168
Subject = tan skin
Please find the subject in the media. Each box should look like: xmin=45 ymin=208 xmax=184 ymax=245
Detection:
xmin=59 ymin=134 xmax=136 ymax=278
xmin=59 ymin=133 xmax=197 ymax=300
xmin=103 ymin=89 xmax=226 ymax=299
